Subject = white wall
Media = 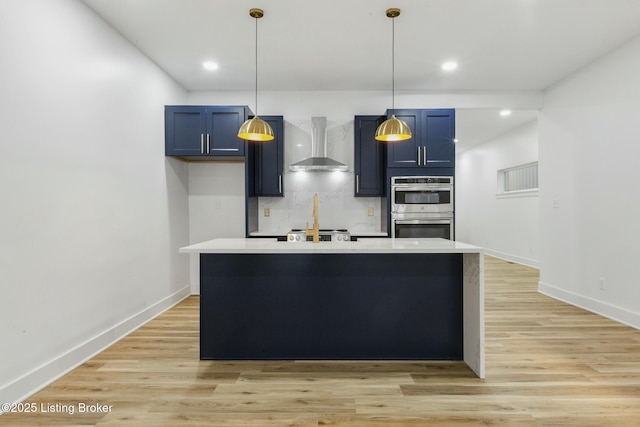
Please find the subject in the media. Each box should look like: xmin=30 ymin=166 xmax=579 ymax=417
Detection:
xmin=456 ymin=121 xmax=539 ymax=267
xmin=0 ymin=0 xmax=190 ymax=405
xmin=187 ymin=162 xmax=246 ymax=294
xmin=539 ymin=34 xmax=640 ymax=328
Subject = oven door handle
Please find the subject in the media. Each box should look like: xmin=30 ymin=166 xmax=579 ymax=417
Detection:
xmin=394 ymin=219 xmax=452 ymax=225
xmin=392 ymin=185 xmax=452 ymax=192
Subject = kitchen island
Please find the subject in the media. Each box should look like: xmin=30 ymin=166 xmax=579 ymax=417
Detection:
xmin=180 ymin=238 xmax=484 ymax=378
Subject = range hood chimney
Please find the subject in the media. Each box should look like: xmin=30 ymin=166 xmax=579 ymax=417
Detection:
xmin=289 ymin=117 xmax=348 ymax=172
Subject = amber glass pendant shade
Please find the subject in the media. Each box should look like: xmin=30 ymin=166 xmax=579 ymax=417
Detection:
xmin=375 ymin=114 xmax=412 ymax=141
xmin=238 ymin=116 xmax=274 ymax=141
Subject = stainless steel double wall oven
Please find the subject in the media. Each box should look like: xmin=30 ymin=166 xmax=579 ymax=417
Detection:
xmin=391 ymin=176 xmax=454 ymax=239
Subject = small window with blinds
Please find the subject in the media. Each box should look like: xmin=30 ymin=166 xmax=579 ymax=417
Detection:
xmin=497 ymin=162 xmax=538 ymax=196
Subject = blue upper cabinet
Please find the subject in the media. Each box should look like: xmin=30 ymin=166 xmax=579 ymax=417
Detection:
xmin=354 ymin=115 xmax=386 ymax=197
xmin=386 ymin=109 xmax=455 ymax=169
xmin=250 ymin=116 xmax=284 ymax=197
xmin=165 ymin=105 xmax=251 ymax=158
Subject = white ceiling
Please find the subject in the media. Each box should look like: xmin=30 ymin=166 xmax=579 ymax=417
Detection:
xmin=80 ymin=0 xmax=640 ymax=148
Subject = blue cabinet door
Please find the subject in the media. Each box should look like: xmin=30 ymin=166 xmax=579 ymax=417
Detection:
xmin=354 ymin=115 xmax=385 ymax=196
xmin=165 ymin=106 xmax=207 ymax=156
xmin=423 ymin=109 xmax=456 ymax=168
xmin=252 ymin=116 xmax=284 ymax=197
xmin=385 ymin=109 xmax=421 ymax=168
xmin=206 ymin=106 xmax=248 ymax=157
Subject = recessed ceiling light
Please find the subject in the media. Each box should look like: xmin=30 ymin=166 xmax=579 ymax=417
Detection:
xmin=453 ymin=138 xmax=459 ymax=143
xmin=203 ymin=61 xmax=219 ymax=71
xmin=500 ymin=109 xmax=512 ymax=117
xmin=441 ymin=61 xmax=458 ymax=71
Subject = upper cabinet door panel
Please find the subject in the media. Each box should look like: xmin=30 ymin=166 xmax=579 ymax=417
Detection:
xmin=423 ymin=109 xmax=455 ymax=168
xmin=354 ymin=115 xmax=385 ymax=196
xmin=165 ymin=106 xmax=206 ymax=156
xmin=207 ymin=107 xmax=247 ymax=156
xmin=385 ymin=110 xmax=421 ymax=168
xmin=253 ymin=116 xmax=284 ymax=197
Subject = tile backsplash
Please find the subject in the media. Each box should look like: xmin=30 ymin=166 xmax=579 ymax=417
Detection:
xmin=257 ymin=119 xmax=386 ymax=234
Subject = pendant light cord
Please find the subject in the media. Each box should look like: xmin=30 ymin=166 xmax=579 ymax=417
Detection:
xmin=391 ymin=15 xmax=395 ymax=114
xmin=254 ymin=15 xmax=258 ymax=115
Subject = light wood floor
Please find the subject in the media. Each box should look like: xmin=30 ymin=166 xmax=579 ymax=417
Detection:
xmin=3 ymin=256 xmax=640 ymax=426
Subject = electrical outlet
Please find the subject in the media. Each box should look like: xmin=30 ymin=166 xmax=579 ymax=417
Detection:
xmin=368 ymin=207 xmax=374 ymax=217
xmin=599 ymin=277 xmax=606 ymax=290
xmin=264 ymin=208 xmax=270 ymax=217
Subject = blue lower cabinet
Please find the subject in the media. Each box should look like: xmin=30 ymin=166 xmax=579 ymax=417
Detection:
xmin=200 ymin=253 xmax=463 ymax=360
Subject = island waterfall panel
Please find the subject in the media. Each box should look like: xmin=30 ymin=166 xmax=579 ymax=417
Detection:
xmin=200 ymin=253 xmax=463 ymax=360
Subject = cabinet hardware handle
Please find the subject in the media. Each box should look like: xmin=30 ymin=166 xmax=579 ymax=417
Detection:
xmin=279 ymin=175 xmax=282 ymax=194
xmin=423 ymin=145 xmax=427 ymax=165
xmin=206 ymin=134 xmax=210 ymax=154
xmin=356 ymin=175 xmax=360 ymax=193
xmin=201 ymin=134 xmax=204 ymax=154
xmin=417 ymin=146 xmax=421 ymax=166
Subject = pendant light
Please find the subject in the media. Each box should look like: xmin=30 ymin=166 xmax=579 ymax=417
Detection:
xmin=375 ymin=8 xmax=412 ymax=142
xmin=238 ymin=8 xmax=274 ymax=141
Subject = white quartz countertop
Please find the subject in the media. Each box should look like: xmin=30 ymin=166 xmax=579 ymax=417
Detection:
xmin=248 ymin=231 xmax=389 ymax=237
xmin=180 ymin=238 xmax=483 ymax=254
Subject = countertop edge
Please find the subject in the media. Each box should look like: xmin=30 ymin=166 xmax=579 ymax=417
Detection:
xmin=180 ymin=238 xmax=484 ymax=255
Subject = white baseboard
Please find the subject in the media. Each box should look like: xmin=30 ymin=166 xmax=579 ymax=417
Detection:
xmin=484 ymin=248 xmax=539 ymax=269
xmin=539 ymin=281 xmax=640 ymax=330
xmin=0 ymin=286 xmax=191 ymax=409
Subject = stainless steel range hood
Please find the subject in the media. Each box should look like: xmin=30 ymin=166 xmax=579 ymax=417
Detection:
xmin=289 ymin=117 xmax=348 ymax=172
